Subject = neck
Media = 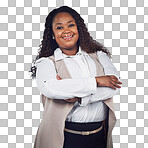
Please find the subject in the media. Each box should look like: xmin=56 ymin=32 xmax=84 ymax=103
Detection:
xmin=60 ymin=46 xmax=78 ymax=56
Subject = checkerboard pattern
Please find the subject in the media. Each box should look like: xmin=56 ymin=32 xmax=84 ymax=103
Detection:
xmin=0 ymin=0 xmax=147 ymax=147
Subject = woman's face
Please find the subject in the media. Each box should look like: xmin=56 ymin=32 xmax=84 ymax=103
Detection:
xmin=52 ymin=12 xmax=79 ymax=52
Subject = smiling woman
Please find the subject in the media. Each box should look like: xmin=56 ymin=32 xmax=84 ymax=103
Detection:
xmin=30 ymin=5 xmax=122 ymax=148
xmin=29 ymin=6 xmax=111 ymax=70
xmin=52 ymin=12 xmax=79 ymax=55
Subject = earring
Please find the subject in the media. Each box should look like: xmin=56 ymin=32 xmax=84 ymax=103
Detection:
xmin=52 ymin=36 xmax=55 ymax=39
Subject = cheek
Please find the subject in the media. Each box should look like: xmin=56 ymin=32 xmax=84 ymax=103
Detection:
xmin=52 ymin=28 xmax=61 ymax=38
xmin=73 ymin=27 xmax=78 ymax=33
xmin=73 ymin=27 xmax=79 ymax=37
xmin=74 ymin=30 xmax=79 ymax=40
xmin=54 ymin=32 xmax=62 ymax=45
xmin=54 ymin=32 xmax=61 ymax=38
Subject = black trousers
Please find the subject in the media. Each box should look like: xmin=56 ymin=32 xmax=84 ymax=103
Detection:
xmin=63 ymin=121 xmax=106 ymax=148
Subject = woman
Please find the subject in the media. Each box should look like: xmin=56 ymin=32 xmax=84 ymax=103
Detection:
xmin=30 ymin=6 xmax=122 ymax=148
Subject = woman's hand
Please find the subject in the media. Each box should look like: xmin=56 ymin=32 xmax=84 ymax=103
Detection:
xmin=95 ymin=75 xmax=122 ymax=90
xmin=56 ymin=74 xmax=62 ymax=80
xmin=64 ymin=97 xmax=80 ymax=103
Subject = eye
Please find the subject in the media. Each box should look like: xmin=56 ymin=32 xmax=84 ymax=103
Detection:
xmin=56 ymin=26 xmax=63 ymax=30
xmin=68 ymin=24 xmax=75 ymax=27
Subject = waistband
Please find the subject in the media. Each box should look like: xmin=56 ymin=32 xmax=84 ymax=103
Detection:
xmin=65 ymin=121 xmax=103 ymax=131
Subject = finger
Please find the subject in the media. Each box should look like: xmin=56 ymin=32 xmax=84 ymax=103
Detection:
xmin=111 ymin=81 xmax=121 ymax=89
xmin=109 ymin=83 xmax=117 ymax=90
xmin=112 ymin=79 xmax=122 ymax=84
xmin=118 ymin=80 xmax=122 ymax=84
xmin=56 ymin=74 xmax=62 ymax=80
xmin=64 ymin=100 xmax=71 ymax=102
xmin=110 ymin=75 xmax=122 ymax=84
xmin=64 ymin=99 xmax=71 ymax=102
xmin=110 ymin=75 xmax=118 ymax=80
xmin=111 ymin=78 xmax=117 ymax=82
xmin=117 ymin=81 xmax=122 ymax=84
xmin=114 ymin=83 xmax=121 ymax=88
xmin=65 ymin=100 xmax=76 ymax=103
xmin=64 ymin=98 xmax=78 ymax=103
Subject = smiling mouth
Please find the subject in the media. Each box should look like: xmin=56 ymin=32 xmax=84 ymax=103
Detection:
xmin=62 ymin=34 xmax=74 ymax=40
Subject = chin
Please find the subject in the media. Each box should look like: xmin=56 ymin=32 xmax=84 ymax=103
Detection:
xmin=61 ymin=46 xmax=75 ymax=50
xmin=61 ymin=43 xmax=78 ymax=50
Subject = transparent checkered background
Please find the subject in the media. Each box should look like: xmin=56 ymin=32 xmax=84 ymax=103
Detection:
xmin=0 ymin=0 xmax=148 ymax=147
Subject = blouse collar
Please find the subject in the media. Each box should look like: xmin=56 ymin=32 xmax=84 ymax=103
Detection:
xmin=54 ymin=47 xmax=89 ymax=61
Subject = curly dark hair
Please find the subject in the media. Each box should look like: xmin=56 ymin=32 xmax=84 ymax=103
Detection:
xmin=29 ymin=6 xmax=111 ymax=79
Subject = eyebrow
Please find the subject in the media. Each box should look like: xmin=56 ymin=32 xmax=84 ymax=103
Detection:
xmin=55 ymin=20 xmax=74 ymax=25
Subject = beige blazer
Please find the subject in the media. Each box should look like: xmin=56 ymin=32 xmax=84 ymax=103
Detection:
xmin=33 ymin=52 xmax=116 ymax=148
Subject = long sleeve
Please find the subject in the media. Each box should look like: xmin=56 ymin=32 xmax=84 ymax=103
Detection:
xmin=80 ymin=51 xmax=121 ymax=106
xmin=35 ymin=57 xmax=96 ymax=100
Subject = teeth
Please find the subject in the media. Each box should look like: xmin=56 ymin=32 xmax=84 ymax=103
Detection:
xmin=63 ymin=35 xmax=73 ymax=39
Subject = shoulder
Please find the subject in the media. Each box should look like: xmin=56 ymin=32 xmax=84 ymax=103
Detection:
xmin=96 ymin=50 xmax=112 ymax=61
xmin=96 ymin=50 xmax=108 ymax=58
xmin=88 ymin=51 xmax=110 ymax=61
xmin=35 ymin=56 xmax=55 ymax=67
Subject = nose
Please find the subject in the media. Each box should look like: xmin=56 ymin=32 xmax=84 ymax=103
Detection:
xmin=63 ymin=29 xmax=71 ymax=34
xmin=63 ymin=25 xmax=72 ymax=34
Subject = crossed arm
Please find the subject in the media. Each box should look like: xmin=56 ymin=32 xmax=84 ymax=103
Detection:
xmin=35 ymin=51 xmax=122 ymax=104
xmin=57 ymin=74 xmax=122 ymax=103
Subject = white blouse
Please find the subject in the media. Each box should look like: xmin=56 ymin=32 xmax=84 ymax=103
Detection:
xmin=35 ymin=47 xmax=120 ymax=122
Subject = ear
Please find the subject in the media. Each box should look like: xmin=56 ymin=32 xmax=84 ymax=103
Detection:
xmin=52 ymin=32 xmax=55 ymax=39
